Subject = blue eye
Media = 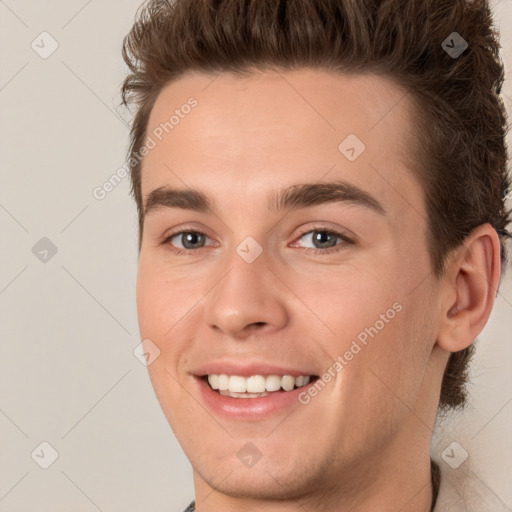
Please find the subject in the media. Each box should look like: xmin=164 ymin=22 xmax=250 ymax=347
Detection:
xmin=164 ymin=231 xmax=212 ymax=254
xmin=297 ymin=230 xmax=341 ymax=250
xmin=168 ymin=231 xmax=209 ymax=250
xmin=291 ymin=227 xmax=354 ymax=255
xmin=162 ymin=227 xmax=353 ymax=256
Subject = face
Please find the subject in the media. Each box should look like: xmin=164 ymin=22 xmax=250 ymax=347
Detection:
xmin=136 ymin=68 xmax=445 ymax=503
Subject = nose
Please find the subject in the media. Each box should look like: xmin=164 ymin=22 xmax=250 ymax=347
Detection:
xmin=204 ymin=250 xmax=289 ymax=339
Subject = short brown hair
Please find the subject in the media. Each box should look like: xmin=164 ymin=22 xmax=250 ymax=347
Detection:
xmin=121 ymin=0 xmax=511 ymax=411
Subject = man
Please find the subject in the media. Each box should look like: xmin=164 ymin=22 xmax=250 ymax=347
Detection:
xmin=121 ymin=0 xmax=510 ymax=510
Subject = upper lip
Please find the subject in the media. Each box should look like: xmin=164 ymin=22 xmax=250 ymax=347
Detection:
xmin=192 ymin=361 xmax=319 ymax=378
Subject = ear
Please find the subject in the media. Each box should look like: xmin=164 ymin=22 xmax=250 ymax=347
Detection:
xmin=437 ymin=224 xmax=502 ymax=352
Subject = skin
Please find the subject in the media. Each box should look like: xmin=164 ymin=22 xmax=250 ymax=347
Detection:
xmin=135 ymin=68 xmax=501 ymax=511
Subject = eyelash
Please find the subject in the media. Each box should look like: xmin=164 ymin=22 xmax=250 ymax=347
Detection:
xmin=161 ymin=225 xmax=354 ymax=256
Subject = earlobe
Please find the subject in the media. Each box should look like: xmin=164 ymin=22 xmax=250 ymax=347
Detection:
xmin=437 ymin=224 xmax=501 ymax=353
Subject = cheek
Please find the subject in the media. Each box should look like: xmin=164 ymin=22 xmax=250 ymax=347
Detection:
xmin=136 ymin=263 xmax=165 ymax=339
xmin=136 ymin=261 xmax=196 ymax=422
xmin=301 ymin=262 xmax=433 ymax=393
xmin=135 ymin=254 xmax=198 ymax=339
xmin=297 ymin=265 xmax=400 ymax=341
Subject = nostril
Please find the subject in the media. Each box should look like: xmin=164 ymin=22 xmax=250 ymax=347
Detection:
xmin=249 ymin=322 xmax=266 ymax=329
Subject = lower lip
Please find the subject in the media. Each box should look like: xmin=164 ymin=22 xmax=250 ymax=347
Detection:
xmin=194 ymin=376 xmax=317 ymax=420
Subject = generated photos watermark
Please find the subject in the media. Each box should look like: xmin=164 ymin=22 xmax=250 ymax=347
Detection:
xmin=92 ymin=96 xmax=198 ymax=201
xmin=298 ymin=301 xmax=403 ymax=405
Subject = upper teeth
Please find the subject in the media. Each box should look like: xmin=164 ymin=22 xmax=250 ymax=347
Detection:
xmin=207 ymin=374 xmax=311 ymax=393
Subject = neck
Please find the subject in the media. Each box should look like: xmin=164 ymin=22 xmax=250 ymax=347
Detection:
xmin=192 ymin=450 xmax=437 ymax=512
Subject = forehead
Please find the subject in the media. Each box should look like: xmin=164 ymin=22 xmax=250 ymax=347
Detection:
xmin=141 ymin=68 xmax=424 ymax=222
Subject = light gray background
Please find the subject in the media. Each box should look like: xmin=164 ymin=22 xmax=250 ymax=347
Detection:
xmin=0 ymin=1 xmax=510 ymax=510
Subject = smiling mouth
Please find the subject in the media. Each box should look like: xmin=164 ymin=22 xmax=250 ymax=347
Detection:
xmin=202 ymin=374 xmax=319 ymax=398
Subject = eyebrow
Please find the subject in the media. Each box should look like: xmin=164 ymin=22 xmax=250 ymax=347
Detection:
xmin=143 ymin=180 xmax=386 ymax=218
